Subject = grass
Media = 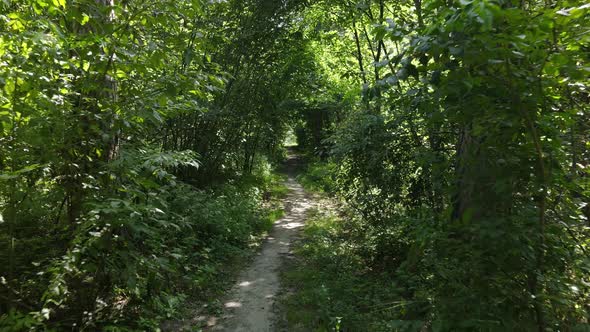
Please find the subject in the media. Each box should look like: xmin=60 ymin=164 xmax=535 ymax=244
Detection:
xmin=259 ymin=171 xmax=288 ymax=231
xmin=278 ymin=208 xmax=407 ymax=332
xmin=268 ymin=172 xmax=290 ymax=199
xmin=277 ymin=158 xmax=424 ymax=332
xmin=296 ymin=161 xmax=337 ymax=194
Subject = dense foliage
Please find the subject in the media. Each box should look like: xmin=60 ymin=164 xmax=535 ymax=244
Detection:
xmin=0 ymin=0 xmax=302 ymax=329
xmin=289 ymin=0 xmax=590 ymax=330
xmin=2 ymin=0 xmax=589 ymax=330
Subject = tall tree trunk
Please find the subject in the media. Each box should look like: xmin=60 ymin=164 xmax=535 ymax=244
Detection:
xmin=352 ymin=18 xmax=367 ymax=86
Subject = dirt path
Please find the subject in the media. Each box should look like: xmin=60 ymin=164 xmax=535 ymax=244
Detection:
xmin=204 ymin=155 xmax=312 ymax=331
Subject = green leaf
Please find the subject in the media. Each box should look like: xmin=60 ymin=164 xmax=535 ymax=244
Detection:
xmin=81 ymin=13 xmax=90 ymax=26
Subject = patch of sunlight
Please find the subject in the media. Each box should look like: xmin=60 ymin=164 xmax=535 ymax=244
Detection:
xmin=239 ymin=281 xmax=252 ymax=287
xmin=224 ymin=301 xmax=242 ymax=308
xmin=284 ymin=127 xmax=298 ymax=147
xmin=281 ymin=222 xmax=304 ymax=229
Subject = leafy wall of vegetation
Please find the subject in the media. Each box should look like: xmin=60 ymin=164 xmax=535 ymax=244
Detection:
xmin=289 ymin=0 xmax=590 ymax=330
xmin=0 ymin=0 xmax=304 ymax=329
xmin=1 ymin=0 xmax=589 ymax=330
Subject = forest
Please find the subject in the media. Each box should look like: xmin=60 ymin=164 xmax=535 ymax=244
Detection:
xmin=0 ymin=0 xmax=589 ymax=331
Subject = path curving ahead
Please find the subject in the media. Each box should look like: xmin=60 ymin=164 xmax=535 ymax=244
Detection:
xmin=206 ymin=154 xmax=313 ymax=332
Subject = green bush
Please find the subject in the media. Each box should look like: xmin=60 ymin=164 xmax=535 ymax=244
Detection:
xmin=0 ymin=148 xmax=284 ymax=330
xmin=296 ymin=161 xmax=337 ymax=194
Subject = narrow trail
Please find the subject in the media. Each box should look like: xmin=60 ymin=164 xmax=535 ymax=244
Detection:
xmin=206 ymin=154 xmax=313 ymax=331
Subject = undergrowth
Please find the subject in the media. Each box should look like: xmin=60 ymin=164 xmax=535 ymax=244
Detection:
xmin=0 ymin=153 xmax=288 ymax=331
xmin=280 ymin=208 xmax=407 ymax=332
xmin=296 ymin=160 xmax=337 ymax=194
xmin=282 ymin=161 xmax=413 ymax=331
xmin=283 ymin=155 xmax=590 ymax=331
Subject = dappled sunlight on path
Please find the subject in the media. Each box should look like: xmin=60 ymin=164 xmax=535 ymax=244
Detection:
xmin=202 ymin=154 xmax=314 ymax=332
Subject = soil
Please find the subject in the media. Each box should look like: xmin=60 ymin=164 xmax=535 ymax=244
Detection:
xmin=205 ymin=153 xmax=313 ymax=331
